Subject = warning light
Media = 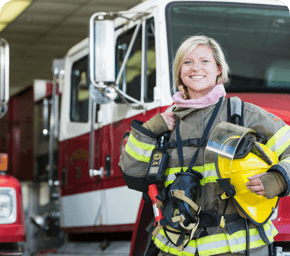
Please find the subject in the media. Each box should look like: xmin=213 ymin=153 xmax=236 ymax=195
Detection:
xmin=0 ymin=153 xmax=8 ymax=171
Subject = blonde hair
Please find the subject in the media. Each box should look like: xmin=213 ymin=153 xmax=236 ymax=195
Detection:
xmin=174 ymin=35 xmax=229 ymax=88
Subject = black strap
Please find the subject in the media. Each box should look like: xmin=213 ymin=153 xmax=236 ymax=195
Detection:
xmin=176 ymin=117 xmax=184 ymax=171
xmin=142 ymin=219 xmax=157 ymax=256
xmin=245 ymin=219 xmax=250 ymax=256
xmin=187 ymin=97 xmax=224 ymax=171
xmin=257 ymin=225 xmax=271 ymax=245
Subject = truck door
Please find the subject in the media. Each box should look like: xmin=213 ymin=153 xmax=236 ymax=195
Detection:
xmin=60 ymin=52 xmax=105 ymax=229
xmin=100 ymin=17 xmax=158 ymax=227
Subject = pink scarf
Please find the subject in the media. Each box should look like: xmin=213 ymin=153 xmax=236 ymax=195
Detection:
xmin=173 ymin=83 xmax=226 ymax=109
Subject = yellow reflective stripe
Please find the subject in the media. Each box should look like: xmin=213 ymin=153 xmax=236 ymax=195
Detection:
xmin=153 ymin=228 xmax=197 ymax=256
xmin=124 ymin=133 xmax=155 ymax=163
xmin=125 ymin=143 xmax=150 ymax=163
xmin=153 ymin=221 xmax=277 ymax=256
xmin=266 ymin=125 xmax=290 ymax=149
xmin=164 ymin=164 xmax=218 ymax=187
xmin=201 ymin=163 xmax=218 ymax=185
xmin=164 ymin=167 xmax=183 ymax=176
xmin=265 ymin=125 xmax=290 ymax=157
xmin=201 ymin=176 xmax=218 ymax=185
xmin=128 ymin=133 xmax=155 ymax=151
xmin=198 ymin=220 xmax=277 ymax=255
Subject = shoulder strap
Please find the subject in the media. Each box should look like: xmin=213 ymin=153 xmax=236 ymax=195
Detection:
xmin=227 ymin=97 xmax=244 ymax=126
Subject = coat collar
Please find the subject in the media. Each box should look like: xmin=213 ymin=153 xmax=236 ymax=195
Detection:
xmin=172 ymin=97 xmax=226 ymax=120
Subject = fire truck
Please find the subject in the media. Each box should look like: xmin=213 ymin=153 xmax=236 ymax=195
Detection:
xmin=0 ymin=38 xmax=26 ymax=255
xmin=1 ymin=0 xmax=290 ymax=255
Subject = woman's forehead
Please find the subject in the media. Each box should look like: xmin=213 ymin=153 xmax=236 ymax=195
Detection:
xmin=184 ymin=44 xmax=214 ymax=58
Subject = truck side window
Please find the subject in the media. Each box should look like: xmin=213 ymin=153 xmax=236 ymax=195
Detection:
xmin=70 ymin=56 xmax=89 ymax=122
xmin=116 ymin=18 xmax=156 ymax=103
xmin=116 ymin=27 xmax=142 ymax=102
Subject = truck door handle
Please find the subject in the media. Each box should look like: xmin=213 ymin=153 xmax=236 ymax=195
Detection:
xmin=89 ymin=167 xmax=104 ymax=178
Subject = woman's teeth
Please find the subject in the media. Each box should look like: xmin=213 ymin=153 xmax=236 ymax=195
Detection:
xmin=190 ymin=76 xmax=204 ymax=79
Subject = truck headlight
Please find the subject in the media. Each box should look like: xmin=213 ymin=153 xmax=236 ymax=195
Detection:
xmin=0 ymin=188 xmax=17 ymax=224
xmin=0 ymin=194 xmax=12 ymax=218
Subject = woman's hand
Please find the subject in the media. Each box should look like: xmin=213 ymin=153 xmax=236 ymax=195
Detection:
xmin=161 ymin=112 xmax=176 ymax=131
xmin=246 ymin=173 xmax=266 ymax=196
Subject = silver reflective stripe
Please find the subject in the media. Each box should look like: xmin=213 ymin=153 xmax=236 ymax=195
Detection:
xmin=156 ymin=232 xmax=171 ymax=245
xmin=126 ymin=139 xmax=152 ymax=158
xmin=184 ymin=244 xmax=197 ymax=254
xmin=203 ymin=168 xmax=218 ymax=179
xmin=164 ymin=174 xmax=176 ymax=183
xmin=269 ymin=128 xmax=290 ymax=152
xmin=198 ymin=239 xmax=228 ymax=253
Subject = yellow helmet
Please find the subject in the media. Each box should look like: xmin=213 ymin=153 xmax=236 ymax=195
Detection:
xmin=205 ymin=122 xmax=279 ymax=225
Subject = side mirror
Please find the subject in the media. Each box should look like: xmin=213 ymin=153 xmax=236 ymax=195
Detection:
xmin=89 ymin=17 xmax=115 ymax=86
xmin=0 ymin=38 xmax=9 ymax=118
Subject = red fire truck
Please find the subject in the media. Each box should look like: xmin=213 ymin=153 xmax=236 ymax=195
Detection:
xmin=1 ymin=0 xmax=290 ymax=255
xmin=0 ymin=38 xmax=26 ymax=255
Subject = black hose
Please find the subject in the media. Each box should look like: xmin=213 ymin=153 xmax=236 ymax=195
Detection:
xmin=245 ymin=218 xmax=250 ymax=256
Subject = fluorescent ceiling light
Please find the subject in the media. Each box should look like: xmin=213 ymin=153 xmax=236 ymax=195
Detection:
xmin=0 ymin=0 xmax=32 ymax=32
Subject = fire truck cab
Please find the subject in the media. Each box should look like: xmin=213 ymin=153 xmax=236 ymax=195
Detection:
xmin=0 ymin=39 xmax=26 ymax=255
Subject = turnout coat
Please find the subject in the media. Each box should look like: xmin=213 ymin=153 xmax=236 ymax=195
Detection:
xmin=119 ymin=97 xmax=290 ymax=256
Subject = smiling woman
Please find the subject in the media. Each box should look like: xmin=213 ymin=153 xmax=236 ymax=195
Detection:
xmin=119 ymin=34 xmax=290 ymax=256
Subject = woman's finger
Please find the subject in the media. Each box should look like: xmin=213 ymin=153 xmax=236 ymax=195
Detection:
xmin=247 ymin=173 xmax=265 ymax=180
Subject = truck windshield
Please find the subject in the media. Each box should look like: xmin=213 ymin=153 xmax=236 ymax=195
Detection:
xmin=166 ymin=3 xmax=290 ymax=95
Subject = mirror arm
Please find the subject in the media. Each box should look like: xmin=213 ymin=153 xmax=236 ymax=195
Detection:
xmin=116 ymin=88 xmax=145 ymax=109
xmin=90 ymin=11 xmax=150 ymax=22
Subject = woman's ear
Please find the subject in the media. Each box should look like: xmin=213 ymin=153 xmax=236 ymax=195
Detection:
xmin=217 ymin=65 xmax=222 ymax=76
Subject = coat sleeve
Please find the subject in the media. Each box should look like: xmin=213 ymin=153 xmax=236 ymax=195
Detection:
xmin=243 ymin=102 xmax=290 ymax=197
xmin=119 ymin=120 xmax=158 ymax=192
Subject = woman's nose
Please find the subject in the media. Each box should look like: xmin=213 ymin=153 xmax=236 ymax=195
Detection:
xmin=190 ymin=62 xmax=201 ymax=71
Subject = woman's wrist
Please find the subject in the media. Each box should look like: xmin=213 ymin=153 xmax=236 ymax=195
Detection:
xmin=260 ymin=171 xmax=287 ymax=199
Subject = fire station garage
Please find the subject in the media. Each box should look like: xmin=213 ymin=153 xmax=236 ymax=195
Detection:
xmin=0 ymin=0 xmax=290 ymax=256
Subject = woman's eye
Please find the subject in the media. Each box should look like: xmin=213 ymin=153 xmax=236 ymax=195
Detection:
xmin=202 ymin=60 xmax=209 ymax=63
xmin=184 ymin=61 xmax=192 ymax=64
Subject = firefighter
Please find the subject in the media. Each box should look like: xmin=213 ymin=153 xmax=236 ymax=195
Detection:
xmin=119 ymin=35 xmax=290 ymax=256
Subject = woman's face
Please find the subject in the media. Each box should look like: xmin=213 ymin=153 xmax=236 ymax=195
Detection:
xmin=180 ymin=44 xmax=221 ymax=99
